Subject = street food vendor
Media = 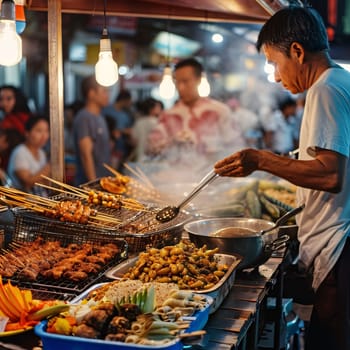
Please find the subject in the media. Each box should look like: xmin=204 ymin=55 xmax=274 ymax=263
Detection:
xmin=214 ymin=6 xmax=350 ymax=350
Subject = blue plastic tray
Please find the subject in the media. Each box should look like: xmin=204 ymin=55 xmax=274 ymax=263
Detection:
xmin=35 ymin=282 xmax=213 ymax=350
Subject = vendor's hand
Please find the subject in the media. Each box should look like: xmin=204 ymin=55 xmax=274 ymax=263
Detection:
xmin=214 ymin=148 xmax=260 ymax=177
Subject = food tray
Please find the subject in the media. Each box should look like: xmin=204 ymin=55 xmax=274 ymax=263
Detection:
xmin=35 ymin=282 xmax=213 ymax=350
xmin=105 ymin=253 xmax=241 ymax=313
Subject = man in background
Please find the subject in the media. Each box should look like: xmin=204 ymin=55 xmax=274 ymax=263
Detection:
xmin=147 ymin=58 xmax=245 ymax=164
xmin=103 ymin=90 xmax=135 ymax=170
xmin=73 ymin=75 xmax=111 ymax=185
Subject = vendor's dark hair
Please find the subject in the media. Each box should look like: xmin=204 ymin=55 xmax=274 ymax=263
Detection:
xmin=25 ymin=114 xmax=49 ymax=132
xmin=175 ymin=58 xmax=203 ymax=77
xmin=256 ymin=6 xmax=329 ymax=56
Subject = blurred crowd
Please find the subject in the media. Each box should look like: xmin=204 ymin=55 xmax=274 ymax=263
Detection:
xmin=0 ymin=59 xmax=305 ymax=191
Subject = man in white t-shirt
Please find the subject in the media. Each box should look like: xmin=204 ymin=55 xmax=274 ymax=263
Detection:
xmin=214 ymin=6 xmax=350 ymax=350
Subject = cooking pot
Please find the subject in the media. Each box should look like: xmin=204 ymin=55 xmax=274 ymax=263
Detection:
xmin=184 ymin=217 xmax=289 ymax=270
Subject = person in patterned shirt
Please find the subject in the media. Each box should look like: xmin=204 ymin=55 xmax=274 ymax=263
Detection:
xmin=147 ymin=58 xmax=245 ymax=164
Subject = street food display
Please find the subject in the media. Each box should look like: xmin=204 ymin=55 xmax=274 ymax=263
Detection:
xmin=121 ymin=241 xmax=228 ymax=291
xmin=36 ymin=280 xmax=211 ymax=348
xmin=0 ymin=166 xmax=297 ymax=349
xmin=0 ymin=238 xmax=121 ymax=282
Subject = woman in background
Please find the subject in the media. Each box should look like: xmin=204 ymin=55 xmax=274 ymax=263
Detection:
xmin=132 ymin=97 xmax=163 ymax=162
xmin=0 ymin=85 xmax=32 ymax=136
xmin=8 ymin=115 xmax=51 ymax=196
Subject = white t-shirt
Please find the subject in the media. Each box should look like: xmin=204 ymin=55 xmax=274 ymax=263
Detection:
xmin=7 ymin=143 xmax=47 ymax=194
xmin=296 ymin=67 xmax=350 ymax=290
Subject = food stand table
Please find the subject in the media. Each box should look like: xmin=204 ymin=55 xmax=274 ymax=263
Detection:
xmin=204 ymin=255 xmax=285 ymax=350
xmin=0 ymin=254 xmax=286 ymax=350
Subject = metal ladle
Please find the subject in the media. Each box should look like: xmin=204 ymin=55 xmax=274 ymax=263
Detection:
xmin=259 ymin=203 xmax=305 ymax=235
xmin=156 ymin=170 xmax=218 ymax=223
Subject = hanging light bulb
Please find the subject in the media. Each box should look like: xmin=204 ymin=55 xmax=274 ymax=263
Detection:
xmin=95 ymin=28 xmax=118 ymax=86
xmin=159 ymin=65 xmax=175 ymax=99
xmin=158 ymin=15 xmax=175 ymax=100
xmin=0 ymin=0 xmax=22 ymax=66
xmin=94 ymin=0 xmax=118 ymax=87
xmin=14 ymin=0 xmax=26 ymax=34
xmin=198 ymin=73 xmax=210 ymax=97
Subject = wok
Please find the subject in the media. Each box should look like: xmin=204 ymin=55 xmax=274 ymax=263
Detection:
xmin=184 ymin=205 xmax=303 ymax=269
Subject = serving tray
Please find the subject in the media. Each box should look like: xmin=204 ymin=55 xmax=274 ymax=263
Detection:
xmin=35 ymin=282 xmax=213 ymax=350
xmin=105 ymin=253 xmax=241 ymax=313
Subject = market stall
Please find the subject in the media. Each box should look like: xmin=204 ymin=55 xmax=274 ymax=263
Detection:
xmin=0 ymin=169 xmax=299 ymax=349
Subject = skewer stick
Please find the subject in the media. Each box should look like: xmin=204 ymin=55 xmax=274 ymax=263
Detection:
xmin=103 ymin=163 xmax=120 ymax=178
xmin=134 ymin=164 xmax=155 ymax=189
xmin=40 ymin=175 xmax=89 ymax=196
xmin=35 ymin=182 xmax=87 ymax=199
xmin=122 ymin=163 xmax=151 ymax=187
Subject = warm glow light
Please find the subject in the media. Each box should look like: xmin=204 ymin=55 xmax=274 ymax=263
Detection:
xmin=264 ymin=61 xmax=275 ymax=74
xmin=198 ymin=73 xmax=210 ymax=97
xmin=0 ymin=0 xmax=22 ymax=66
xmin=212 ymin=33 xmax=223 ymax=43
xmin=95 ymin=29 xmax=118 ymax=87
xmin=159 ymin=66 xmax=175 ymax=99
xmin=267 ymin=73 xmax=275 ymax=83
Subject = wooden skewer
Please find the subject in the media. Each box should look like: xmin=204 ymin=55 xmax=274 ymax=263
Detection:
xmin=35 ymin=182 xmax=87 ymax=200
xmin=134 ymin=164 xmax=155 ymax=189
xmin=40 ymin=175 xmax=89 ymax=196
xmin=103 ymin=163 xmax=120 ymax=177
xmin=177 ymin=330 xmax=206 ymax=339
xmin=122 ymin=163 xmax=151 ymax=188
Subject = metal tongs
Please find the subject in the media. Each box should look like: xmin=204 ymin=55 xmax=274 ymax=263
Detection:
xmin=155 ymin=170 xmax=218 ymax=223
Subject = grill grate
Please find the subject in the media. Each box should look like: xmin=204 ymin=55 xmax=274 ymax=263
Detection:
xmin=3 ymin=228 xmax=128 ymax=299
xmin=12 ymin=201 xmax=189 ymax=252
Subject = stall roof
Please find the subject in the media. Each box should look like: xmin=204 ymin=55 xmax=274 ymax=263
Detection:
xmin=27 ymin=0 xmax=270 ymax=23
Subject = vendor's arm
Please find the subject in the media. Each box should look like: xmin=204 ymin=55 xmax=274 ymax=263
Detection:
xmin=78 ymin=136 xmax=96 ymax=181
xmin=214 ymin=147 xmax=345 ymax=193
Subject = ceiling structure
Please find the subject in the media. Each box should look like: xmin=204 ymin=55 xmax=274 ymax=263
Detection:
xmin=27 ymin=0 xmax=270 ymax=23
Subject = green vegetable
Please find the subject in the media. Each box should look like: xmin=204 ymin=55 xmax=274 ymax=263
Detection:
xmin=246 ymin=190 xmax=262 ymax=218
xmin=259 ymin=194 xmax=280 ymax=220
xmin=143 ymin=285 xmax=155 ymax=313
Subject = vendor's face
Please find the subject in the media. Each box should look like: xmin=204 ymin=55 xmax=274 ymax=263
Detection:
xmin=0 ymin=88 xmax=15 ymax=114
xmin=263 ymin=44 xmax=304 ymax=94
xmin=174 ymin=66 xmax=201 ymax=104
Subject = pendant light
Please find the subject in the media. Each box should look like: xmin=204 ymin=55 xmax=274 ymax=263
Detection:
xmin=198 ymin=72 xmax=210 ymax=97
xmin=95 ymin=0 xmax=118 ymax=87
xmin=0 ymin=0 xmax=22 ymax=66
xmin=159 ymin=16 xmax=175 ymax=100
xmin=198 ymin=11 xmax=210 ymax=97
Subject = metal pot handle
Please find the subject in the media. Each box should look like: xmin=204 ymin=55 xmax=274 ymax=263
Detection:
xmin=265 ymin=234 xmax=290 ymax=252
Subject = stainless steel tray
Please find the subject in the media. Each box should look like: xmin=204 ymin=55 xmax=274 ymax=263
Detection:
xmin=105 ymin=253 xmax=241 ymax=313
